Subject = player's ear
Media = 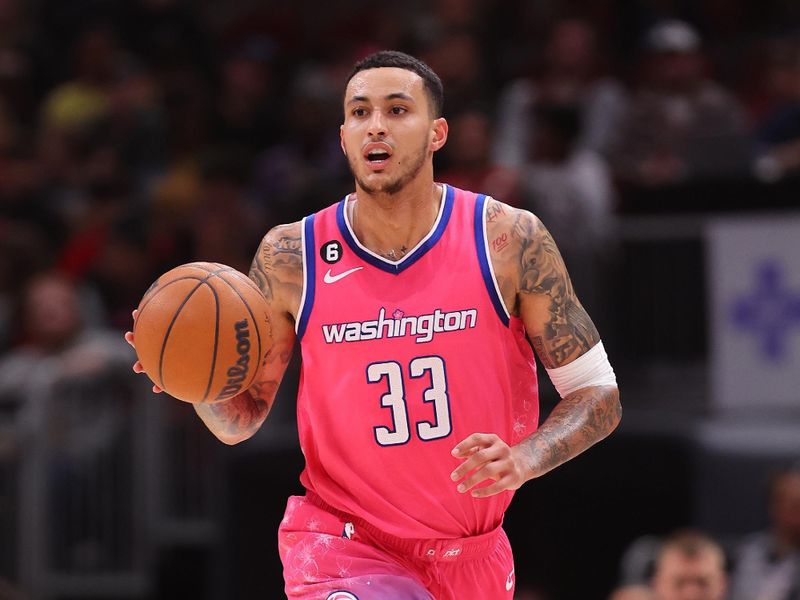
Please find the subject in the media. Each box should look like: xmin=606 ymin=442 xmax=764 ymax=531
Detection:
xmin=340 ymin=125 xmax=347 ymax=156
xmin=430 ymin=117 xmax=448 ymax=153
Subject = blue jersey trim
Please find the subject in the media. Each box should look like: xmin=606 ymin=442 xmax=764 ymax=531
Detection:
xmin=474 ymin=195 xmax=510 ymax=327
xmin=297 ymin=214 xmax=316 ymax=341
xmin=336 ymin=185 xmax=455 ymax=275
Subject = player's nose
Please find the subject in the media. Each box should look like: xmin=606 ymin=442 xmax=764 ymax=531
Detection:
xmin=367 ymin=111 xmax=387 ymax=137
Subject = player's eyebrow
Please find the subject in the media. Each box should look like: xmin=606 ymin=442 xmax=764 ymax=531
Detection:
xmin=346 ymin=92 xmax=415 ymax=105
xmin=385 ymin=92 xmax=414 ymax=102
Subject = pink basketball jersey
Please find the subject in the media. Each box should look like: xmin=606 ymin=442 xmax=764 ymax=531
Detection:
xmin=295 ymin=184 xmax=539 ymax=539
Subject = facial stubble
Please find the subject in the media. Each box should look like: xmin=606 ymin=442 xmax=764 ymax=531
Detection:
xmin=347 ymin=136 xmax=430 ymax=196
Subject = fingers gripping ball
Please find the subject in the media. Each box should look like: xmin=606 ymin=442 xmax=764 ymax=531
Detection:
xmin=134 ymin=263 xmax=269 ymax=403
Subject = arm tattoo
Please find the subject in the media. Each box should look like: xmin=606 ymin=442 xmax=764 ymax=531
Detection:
xmin=249 ymin=225 xmax=303 ymax=303
xmin=512 ymin=210 xmax=600 ymax=368
xmin=486 ymin=199 xmax=620 ymax=477
xmin=486 ymin=200 xmax=506 ymax=223
xmin=519 ymin=386 xmax=621 ymax=477
xmin=487 ymin=199 xmax=600 ymax=367
xmin=195 ymin=393 xmax=271 ymax=441
xmin=195 ymin=222 xmax=302 ymax=444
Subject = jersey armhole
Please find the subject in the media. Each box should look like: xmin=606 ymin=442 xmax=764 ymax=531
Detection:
xmin=473 ymin=195 xmax=511 ymax=327
xmin=295 ymin=214 xmax=316 ymax=340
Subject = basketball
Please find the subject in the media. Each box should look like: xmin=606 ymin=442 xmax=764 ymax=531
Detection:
xmin=133 ymin=262 xmax=269 ymax=403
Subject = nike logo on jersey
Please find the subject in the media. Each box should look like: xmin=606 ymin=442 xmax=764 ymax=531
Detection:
xmin=323 ymin=266 xmax=363 ymax=284
xmin=506 ymin=567 xmax=515 ymax=592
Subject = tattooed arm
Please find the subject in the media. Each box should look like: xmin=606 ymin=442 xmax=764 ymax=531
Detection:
xmin=450 ymin=200 xmax=620 ymax=496
xmin=193 ymin=222 xmax=303 ymax=445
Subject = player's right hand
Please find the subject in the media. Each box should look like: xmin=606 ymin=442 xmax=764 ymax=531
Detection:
xmin=125 ymin=309 xmax=163 ymax=393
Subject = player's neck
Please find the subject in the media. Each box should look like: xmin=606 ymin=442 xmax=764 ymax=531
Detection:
xmin=350 ymin=180 xmax=443 ymax=261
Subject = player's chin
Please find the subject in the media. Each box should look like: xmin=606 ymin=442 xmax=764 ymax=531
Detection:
xmin=364 ymin=163 xmax=389 ymax=174
xmin=358 ymin=173 xmax=398 ymax=195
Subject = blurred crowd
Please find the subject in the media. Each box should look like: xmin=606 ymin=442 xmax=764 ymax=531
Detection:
xmin=1 ymin=0 xmax=800 ymax=348
xmin=605 ymin=465 xmax=800 ymax=600
xmin=1 ymin=0 xmax=800 ymax=597
xmin=511 ymin=464 xmax=800 ymax=599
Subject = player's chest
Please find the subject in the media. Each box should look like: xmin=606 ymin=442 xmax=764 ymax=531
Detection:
xmin=326 ymin=281 xmax=472 ymax=339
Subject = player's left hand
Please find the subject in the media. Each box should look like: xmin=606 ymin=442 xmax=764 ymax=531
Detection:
xmin=450 ymin=433 xmax=532 ymax=498
xmin=124 ymin=309 xmax=163 ymax=394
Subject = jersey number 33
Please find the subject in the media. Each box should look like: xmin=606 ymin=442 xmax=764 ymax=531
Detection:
xmin=367 ymin=356 xmax=452 ymax=447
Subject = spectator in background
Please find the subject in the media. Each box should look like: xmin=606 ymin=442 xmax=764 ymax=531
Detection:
xmin=752 ymin=40 xmax=800 ymax=183
xmin=0 ymin=272 xmax=132 ymax=439
xmin=189 ymin=149 xmax=268 ymax=274
xmin=0 ymin=271 xmax=140 ymax=571
xmin=618 ymin=534 xmax=663 ymax=587
xmin=729 ymin=465 xmax=800 ymax=600
xmin=0 ymin=577 xmax=25 ymax=600
xmin=0 ymin=98 xmax=47 ymax=226
xmin=103 ymin=59 xmax=167 ymax=193
xmin=493 ymin=17 xmax=627 ymax=169
xmin=84 ymin=214 xmax=153 ymax=329
xmin=516 ymin=100 xmax=616 ymax=326
xmin=56 ymin=175 xmax=131 ymax=277
xmin=413 ymin=0 xmax=486 ymax=42
xmin=0 ymin=220 xmax=50 ymax=352
xmin=120 ymin=0 xmax=213 ymax=80
xmin=437 ymin=107 xmax=519 ymax=204
xmin=0 ymin=0 xmax=38 ymax=127
xmin=421 ymin=30 xmax=491 ymax=116
xmin=614 ymin=19 xmax=750 ymax=187
xmin=651 ymin=530 xmax=728 ymax=600
xmin=0 ymin=272 xmax=115 ymax=372
xmin=40 ymin=24 xmax=120 ymax=134
xmin=36 ymin=25 xmax=135 ymax=248
xmin=251 ymin=64 xmax=348 ymax=219
xmin=210 ymin=35 xmax=282 ymax=159
xmin=0 ymin=0 xmax=51 ymax=233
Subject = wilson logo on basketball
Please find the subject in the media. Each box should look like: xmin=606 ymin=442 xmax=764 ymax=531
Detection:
xmin=215 ymin=319 xmax=251 ymax=400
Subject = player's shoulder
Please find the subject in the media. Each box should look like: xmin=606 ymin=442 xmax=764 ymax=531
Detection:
xmin=483 ymin=197 xmax=545 ymax=251
xmin=263 ymin=220 xmax=303 ymax=244
xmin=483 ymin=198 xmax=559 ymax=310
xmin=257 ymin=221 xmax=303 ymax=275
xmin=249 ymin=221 xmax=304 ymax=314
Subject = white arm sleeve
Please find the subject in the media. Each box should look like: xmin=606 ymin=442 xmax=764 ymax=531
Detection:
xmin=544 ymin=341 xmax=617 ymax=399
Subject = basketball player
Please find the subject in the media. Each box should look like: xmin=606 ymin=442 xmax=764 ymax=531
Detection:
xmin=127 ymin=51 xmax=621 ymax=599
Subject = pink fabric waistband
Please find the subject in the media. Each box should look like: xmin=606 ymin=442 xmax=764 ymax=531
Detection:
xmin=304 ymin=492 xmax=503 ymax=562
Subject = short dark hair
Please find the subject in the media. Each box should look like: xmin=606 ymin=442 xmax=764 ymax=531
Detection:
xmin=656 ymin=529 xmax=726 ymax=569
xmin=346 ymin=50 xmax=444 ymax=117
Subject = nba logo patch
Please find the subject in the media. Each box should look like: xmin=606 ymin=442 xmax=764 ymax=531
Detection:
xmin=326 ymin=592 xmax=358 ymax=600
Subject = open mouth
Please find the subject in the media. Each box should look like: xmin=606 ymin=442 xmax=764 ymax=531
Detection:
xmin=367 ymin=150 xmax=391 ymax=162
xmin=363 ymin=143 xmax=393 ymax=169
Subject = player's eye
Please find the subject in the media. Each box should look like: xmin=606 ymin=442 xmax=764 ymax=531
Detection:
xmin=352 ymin=107 xmax=367 ymax=117
xmin=390 ymin=106 xmax=407 ymax=115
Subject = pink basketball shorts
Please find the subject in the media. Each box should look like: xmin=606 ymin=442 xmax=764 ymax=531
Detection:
xmin=278 ymin=494 xmax=516 ymax=599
